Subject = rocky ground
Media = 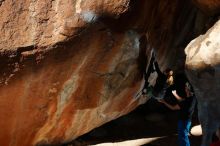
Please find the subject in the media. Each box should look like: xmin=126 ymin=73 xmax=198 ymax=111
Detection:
xmin=66 ymin=98 xmax=202 ymax=146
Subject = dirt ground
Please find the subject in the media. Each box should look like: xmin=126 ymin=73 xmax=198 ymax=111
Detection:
xmin=65 ymin=98 xmax=202 ymax=146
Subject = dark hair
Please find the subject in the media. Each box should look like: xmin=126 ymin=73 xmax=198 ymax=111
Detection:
xmin=164 ymin=68 xmax=172 ymax=74
xmin=174 ymin=73 xmax=188 ymax=98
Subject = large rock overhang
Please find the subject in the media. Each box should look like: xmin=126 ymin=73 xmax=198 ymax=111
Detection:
xmin=0 ymin=0 xmax=219 ymax=145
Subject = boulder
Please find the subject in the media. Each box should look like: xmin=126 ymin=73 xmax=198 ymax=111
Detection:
xmin=185 ymin=20 xmax=220 ymax=146
xmin=0 ymin=0 xmax=148 ymax=145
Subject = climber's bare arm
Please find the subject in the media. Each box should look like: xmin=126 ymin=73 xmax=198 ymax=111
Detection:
xmin=158 ymin=99 xmax=180 ymax=110
xmin=172 ymin=90 xmax=184 ymax=101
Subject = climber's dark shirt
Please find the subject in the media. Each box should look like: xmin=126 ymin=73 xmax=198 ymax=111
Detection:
xmin=174 ymin=73 xmax=196 ymax=120
xmin=178 ymin=95 xmax=196 ymax=120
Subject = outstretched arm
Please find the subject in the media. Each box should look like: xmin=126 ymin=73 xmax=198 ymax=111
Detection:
xmin=158 ymin=99 xmax=180 ymax=110
xmin=172 ymin=90 xmax=184 ymax=101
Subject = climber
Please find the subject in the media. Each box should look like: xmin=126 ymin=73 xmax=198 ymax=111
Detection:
xmin=147 ymin=61 xmax=174 ymax=99
xmin=158 ymin=74 xmax=197 ymax=146
xmin=136 ymin=49 xmax=174 ymax=101
xmin=142 ymin=60 xmax=174 ymax=100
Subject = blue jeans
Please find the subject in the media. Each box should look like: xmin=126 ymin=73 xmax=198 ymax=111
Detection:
xmin=178 ymin=120 xmax=191 ymax=146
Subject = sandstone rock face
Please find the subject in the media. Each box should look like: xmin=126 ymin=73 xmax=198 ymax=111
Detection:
xmin=0 ymin=0 xmax=149 ymax=146
xmin=0 ymin=0 xmax=130 ymax=49
xmin=192 ymin=0 xmax=220 ymax=15
xmin=185 ymin=20 xmax=220 ymax=146
xmin=0 ymin=0 xmax=153 ymax=146
xmin=0 ymin=0 xmax=218 ymax=146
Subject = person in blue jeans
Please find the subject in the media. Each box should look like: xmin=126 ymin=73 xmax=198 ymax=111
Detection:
xmin=158 ymin=74 xmax=196 ymax=146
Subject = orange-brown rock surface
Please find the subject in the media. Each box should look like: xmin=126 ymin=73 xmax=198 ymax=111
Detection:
xmin=0 ymin=0 xmax=150 ymax=145
xmin=192 ymin=0 xmax=220 ymax=15
xmin=0 ymin=1 xmax=144 ymax=146
xmin=0 ymin=0 xmax=219 ymax=146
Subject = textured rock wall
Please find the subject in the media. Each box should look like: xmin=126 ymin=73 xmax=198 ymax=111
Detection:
xmin=0 ymin=0 xmax=219 ymax=146
xmin=0 ymin=0 xmax=145 ymax=145
xmin=185 ymin=20 xmax=220 ymax=146
xmin=192 ymin=0 xmax=220 ymax=15
xmin=0 ymin=0 xmax=130 ymax=49
xmin=106 ymin=0 xmax=198 ymax=69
